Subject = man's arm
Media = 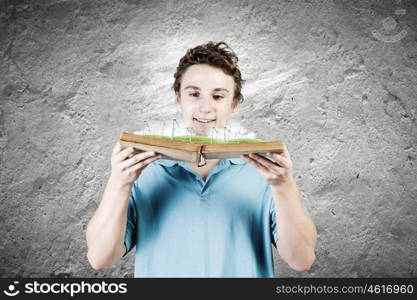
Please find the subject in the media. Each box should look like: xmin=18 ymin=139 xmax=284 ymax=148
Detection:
xmin=240 ymin=147 xmax=317 ymax=271
xmin=272 ymin=178 xmax=317 ymax=272
xmin=86 ymin=175 xmax=132 ymax=270
xmin=85 ymin=143 xmax=162 ymax=271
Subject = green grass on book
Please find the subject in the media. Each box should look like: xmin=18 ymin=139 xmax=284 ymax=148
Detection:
xmin=141 ymin=134 xmax=263 ymax=144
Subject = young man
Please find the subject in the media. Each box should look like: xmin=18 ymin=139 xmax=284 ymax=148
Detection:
xmin=86 ymin=41 xmax=317 ymax=277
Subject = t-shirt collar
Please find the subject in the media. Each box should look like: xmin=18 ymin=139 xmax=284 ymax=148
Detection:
xmin=156 ymin=157 xmax=245 ymax=167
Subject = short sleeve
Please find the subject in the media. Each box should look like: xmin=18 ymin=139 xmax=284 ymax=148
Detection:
xmin=270 ymin=198 xmax=279 ymax=247
xmin=264 ymin=184 xmax=279 ymax=248
xmin=122 ymin=182 xmax=138 ymax=257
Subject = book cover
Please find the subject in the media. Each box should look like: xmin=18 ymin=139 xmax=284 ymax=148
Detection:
xmin=119 ymin=131 xmax=285 ymax=167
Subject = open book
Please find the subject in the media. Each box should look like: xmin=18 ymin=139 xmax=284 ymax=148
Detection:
xmin=119 ymin=131 xmax=285 ymax=167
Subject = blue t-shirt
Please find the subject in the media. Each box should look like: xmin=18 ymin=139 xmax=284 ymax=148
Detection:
xmin=123 ymin=157 xmax=278 ymax=277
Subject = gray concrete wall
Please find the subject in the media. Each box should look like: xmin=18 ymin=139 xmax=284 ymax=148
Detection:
xmin=1 ymin=0 xmax=416 ymax=277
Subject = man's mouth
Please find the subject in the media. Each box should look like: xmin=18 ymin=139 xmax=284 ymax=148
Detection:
xmin=193 ymin=118 xmax=216 ymax=125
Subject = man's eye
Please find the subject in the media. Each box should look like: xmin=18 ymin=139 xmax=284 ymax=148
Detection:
xmin=213 ymin=95 xmax=224 ymax=100
xmin=189 ymin=93 xmax=199 ymax=97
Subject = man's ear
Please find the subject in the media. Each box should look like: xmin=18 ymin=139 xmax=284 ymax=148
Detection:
xmin=175 ymin=91 xmax=181 ymax=110
xmin=231 ymin=100 xmax=240 ymax=114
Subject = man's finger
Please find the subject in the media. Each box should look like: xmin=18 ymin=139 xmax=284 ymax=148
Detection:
xmin=128 ymin=154 xmax=162 ymax=173
xmin=119 ymin=151 xmax=157 ymax=170
xmin=249 ymin=153 xmax=283 ymax=175
xmin=112 ymin=142 xmax=122 ymax=155
xmin=266 ymin=152 xmax=290 ymax=169
xmin=114 ymin=147 xmax=135 ymax=163
xmin=281 ymin=143 xmax=291 ymax=159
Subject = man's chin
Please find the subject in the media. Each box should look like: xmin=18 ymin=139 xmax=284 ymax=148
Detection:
xmin=193 ymin=128 xmax=210 ymax=137
xmin=194 ymin=125 xmax=225 ymax=137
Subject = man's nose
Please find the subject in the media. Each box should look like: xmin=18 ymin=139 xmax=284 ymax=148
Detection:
xmin=198 ymin=95 xmax=213 ymax=112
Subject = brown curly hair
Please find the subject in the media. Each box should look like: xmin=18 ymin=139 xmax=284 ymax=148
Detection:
xmin=172 ymin=41 xmax=245 ymax=108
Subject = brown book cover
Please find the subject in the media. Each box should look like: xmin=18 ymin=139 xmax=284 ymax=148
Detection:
xmin=119 ymin=131 xmax=285 ymax=167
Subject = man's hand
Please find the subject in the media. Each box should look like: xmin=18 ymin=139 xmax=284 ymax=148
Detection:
xmin=240 ymin=143 xmax=294 ymax=189
xmin=110 ymin=142 xmax=162 ymax=188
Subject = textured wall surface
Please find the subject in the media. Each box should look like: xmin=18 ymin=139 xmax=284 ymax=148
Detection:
xmin=1 ymin=0 xmax=416 ymax=278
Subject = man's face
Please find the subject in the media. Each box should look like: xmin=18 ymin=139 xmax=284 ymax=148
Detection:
xmin=175 ymin=64 xmax=239 ymax=136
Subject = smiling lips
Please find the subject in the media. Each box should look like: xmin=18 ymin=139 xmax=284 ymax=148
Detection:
xmin=194 ymin=118 xmax=216 ymax=125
